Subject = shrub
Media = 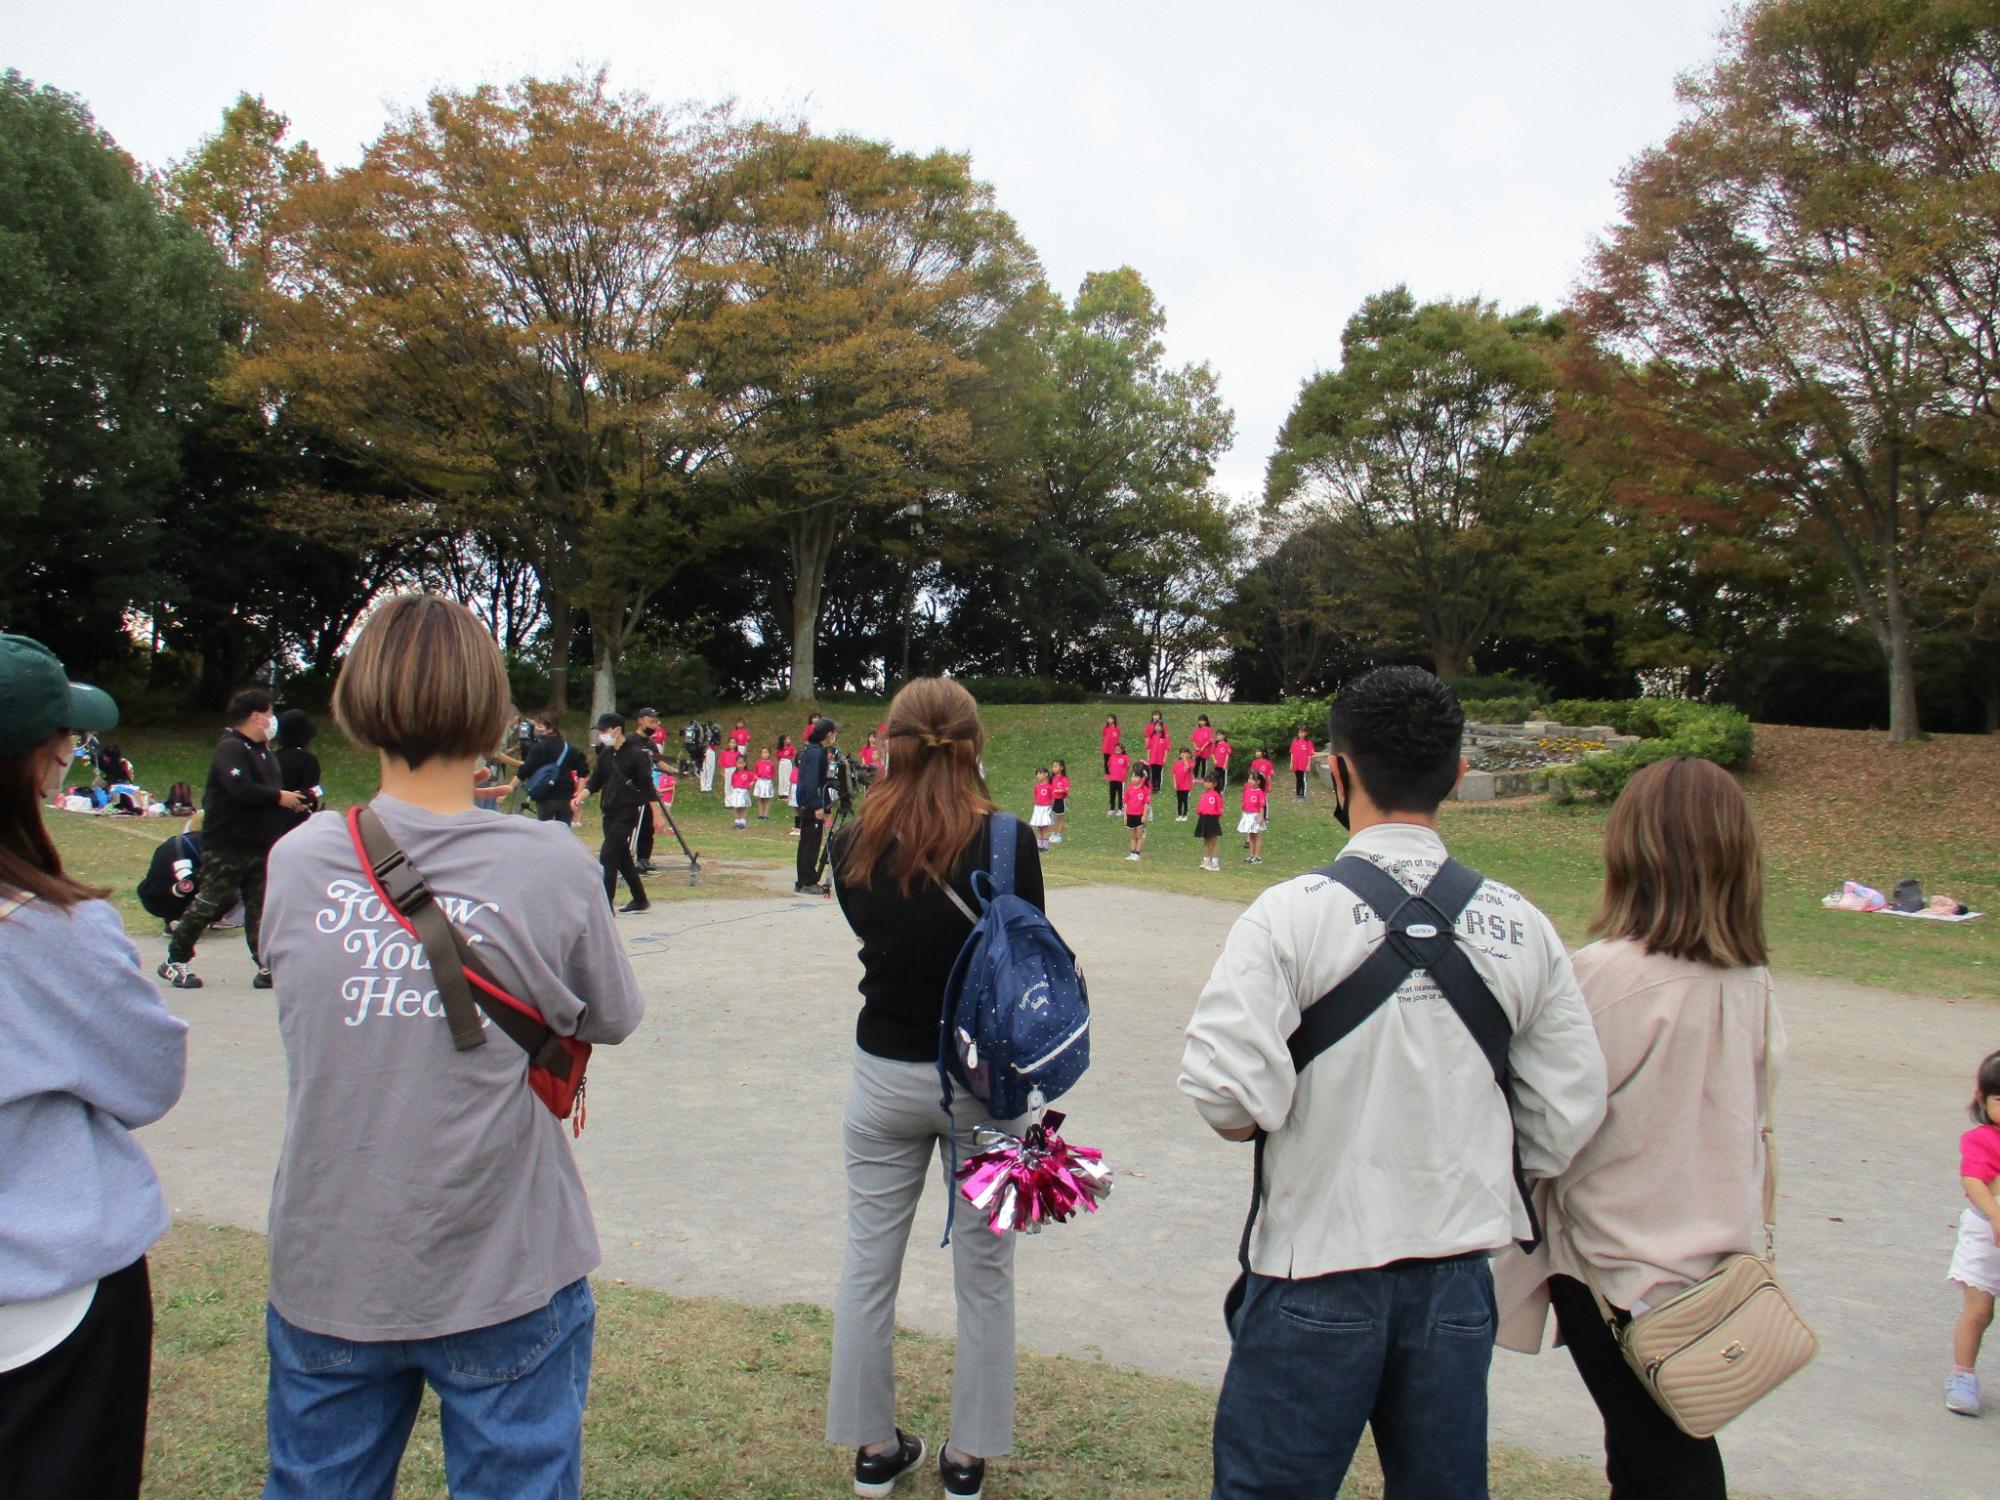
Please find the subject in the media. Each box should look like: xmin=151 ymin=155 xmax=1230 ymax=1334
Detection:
xmin=1550 ymin=700 xmax=1755 ymax=801
xmin=956 ymin=675 xmax=1088 ymax=705
xmin=1222 ymin=697 xmax=1331 ymax=757
xmin=1459 ymin=695 xmax=1543 ymax=725
xmin=1443 ymin=671 xmax=1549 ymax=705
xmin=615 ymin=651 xmax=717 ymax=716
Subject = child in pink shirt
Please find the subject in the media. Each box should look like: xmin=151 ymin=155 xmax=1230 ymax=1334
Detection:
xmin=1211 ymin=734 xmax=1233 ymax=791
xmin=1049 ymin=759 xmax=1071 ymax=845
xmin=1122 ymin=770 xmax=1151 ymax=860
xmin=1289 ymin=729 xmax=1315 ymax=801
xmin=1950 ymin=1050 xmax=2000 ymax=1413
xmin=1029 ymin=768 xmax=1055 ymax=852
xmin=1194 ymin=774 xmax=1225 ymax=871
xmin=1238 ymin=771 xmax=1269 ymax=865
xmin=726 ymin=764 xmax=753 ymax=829
xmin=1171 ymin=749 xmax=1195 ymax=821
xmin=1190 ymin=716 xmax=1215 ymax=778
xmin=752 ymin=750 xmax=777 ymax=821
xmin=1249 ymin=750 xmax=1275 ymax=790
xmin=1106 ymin=746 xmax=1130 ymax=815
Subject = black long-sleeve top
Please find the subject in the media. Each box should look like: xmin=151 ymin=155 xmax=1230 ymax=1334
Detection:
xmin=831 ymin=816 xmax=1046 ymax=1062
xmin=201 ymin=729 xmax=292 ymax=855
xmin=585 ymin=738 xmax=662 ymax=817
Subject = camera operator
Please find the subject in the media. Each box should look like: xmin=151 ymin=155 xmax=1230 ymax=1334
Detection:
xmin=574 ymin=713 xmax=663 ymax=913
xmin=794 ymin=717 xmax=837 ymax=895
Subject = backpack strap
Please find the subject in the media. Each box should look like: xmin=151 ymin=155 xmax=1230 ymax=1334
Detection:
xmin=986 ymin=812 xmax=1019 ymax=900
xmin=1226 ymin=854 xmax=1535 ymax=1329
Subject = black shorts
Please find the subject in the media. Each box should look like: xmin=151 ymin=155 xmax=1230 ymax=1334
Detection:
xmin=1195 ymin=813 xmax=1223 ymax=839
xmin=1126 ymin=812 xmax=1145 ymax=829
xmin=1051 ymin=797 xmax=1066 ymax=816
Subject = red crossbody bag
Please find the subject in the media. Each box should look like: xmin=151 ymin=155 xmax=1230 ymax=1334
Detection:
xmin=346 ymin=806 xmax=590 ymax=1133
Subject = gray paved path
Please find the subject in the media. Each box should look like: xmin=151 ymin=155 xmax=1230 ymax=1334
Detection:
xmin=140 ymin=882 xmax=1992 ymax=1499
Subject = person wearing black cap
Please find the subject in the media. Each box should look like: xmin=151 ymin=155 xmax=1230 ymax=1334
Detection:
xmin=274 ymin=709 xmax=323 ymax=834
xmin=794 ymin=716 xmax=838 ymax=894
xmin=160 ymin=689 xmax=307 ymax=990
xmin=574 ymin=712 xmax=663 ymax=913
xmin=0 ymin=633 xmax=189 ymax=1499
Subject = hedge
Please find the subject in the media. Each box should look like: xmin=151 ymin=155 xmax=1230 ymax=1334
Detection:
xmin=1547 ymin=699 xmax=1755 ymax=802
xmin=1222 ymin=697 xmax=1330 ymax=758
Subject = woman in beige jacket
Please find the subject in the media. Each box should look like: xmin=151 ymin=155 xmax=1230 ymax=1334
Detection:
xmin=1495 ymin=756 xmax=1783 ymax=1500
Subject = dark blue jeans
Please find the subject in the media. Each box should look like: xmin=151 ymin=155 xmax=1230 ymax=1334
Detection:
xmin=1212 ymin=1253 xmax=1496 ymax=1500
xmin=262 ymin=1278 xmax=595 ymax=1500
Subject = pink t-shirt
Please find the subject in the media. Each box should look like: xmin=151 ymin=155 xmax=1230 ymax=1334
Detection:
xmin=1107 ymin=753 xmax=1130 ymax=783
xmin=731 ymin=728 xmax=750 ymax=750
xmin=719 ymin=748 xmax=739 ymax=771
xmin=860 ymin=744 xmax=879 ymax=767
xmin=753 ymin=759 xmax=775 ymax=781
xmin=1123 ymin=781 xmax=1151 ymax=817
xmin=1172 ymin=760 xmax=1194 ymax=791
xmin=1290 ymin=737 xmax=1314 ymax=771
xmin=1191 ymin=725 xmax=1214 ymax=754
xmin=1101 ymin=722 xmax=1122 ymax=755
xmin=1962 ymin=1125 xmax=2000 ymax=1182
xmin=657 ymin=771 xmax=676 ymax=805
xmin=1212 ymin=739 xmax=1232 ymax=767
xmin=1051 ymin=775 xmax=1070 ymax=799
xmin=1196 ymin=787 xmax=1224 ymax=817
xmin=1242 ymin=785 xmax=1267 ymax=815
xmin=731 ymin=767 xmax=754 ymax=789
xmin=1147 ymin=734 xmax=1169 ymax=765
xmin=1250 ymin=756 xmax=1274 ymax=784
xmin=1032 ymin=782 xmax=1054 ymax=807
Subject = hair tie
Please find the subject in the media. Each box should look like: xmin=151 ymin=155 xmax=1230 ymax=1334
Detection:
xmin=921 ymin=732 xmax=955 ymax=748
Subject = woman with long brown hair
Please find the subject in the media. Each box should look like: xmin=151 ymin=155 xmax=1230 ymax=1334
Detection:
xmin=826 ymin=677 xmax=1045 ymax=1500
xmin=1497 ymin=756 xmax=1784 ymax=1500
xmin=0 ymin=634 xmax=188 ymax=1498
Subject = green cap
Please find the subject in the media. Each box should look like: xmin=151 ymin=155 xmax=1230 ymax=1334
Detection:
xmin=0 ymin=634 xmax=119 ymax=754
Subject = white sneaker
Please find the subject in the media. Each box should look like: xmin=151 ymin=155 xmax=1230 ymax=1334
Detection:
xmin=1125 ymin=852 xmax=1140 ymax=861
xmin=1949 ymin=1370 xmax=1982 ymax=1415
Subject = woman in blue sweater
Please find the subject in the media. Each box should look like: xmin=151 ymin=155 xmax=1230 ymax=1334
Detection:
xmin=0 ymin=634 xmax=189 ymax=1498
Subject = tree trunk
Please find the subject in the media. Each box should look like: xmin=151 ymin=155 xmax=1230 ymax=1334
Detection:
xmin=785 ymin=510 xmax=838 ymax=704
xmin=788 ymin=573 xmax=820 ymax=704
xmin=592 ymin=635 xmax=618 ymax=722
xmin=1882 ymin=574 xmax=1920 ymax=742
xmin=1431 ymin=642 xmax=1467 ymax=681
xmin=547 ymin=591 xmax=572 ymax=713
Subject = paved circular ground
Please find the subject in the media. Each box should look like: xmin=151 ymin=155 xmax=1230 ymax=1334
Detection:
xmin=140 ymin=879 xmax=1993 ymax=1498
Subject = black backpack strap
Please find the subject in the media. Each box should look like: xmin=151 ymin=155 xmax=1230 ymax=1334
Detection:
xmin=1225 ymin=854 xmax=1537 ymax=1330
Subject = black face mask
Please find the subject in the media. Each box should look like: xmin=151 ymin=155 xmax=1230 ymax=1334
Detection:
xmin=1332 ymin=756 xmax=1352 ymax=831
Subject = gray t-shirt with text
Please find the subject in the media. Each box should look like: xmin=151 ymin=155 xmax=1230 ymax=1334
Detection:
xmin=261 ymin=794 xmax=645 ymax=1340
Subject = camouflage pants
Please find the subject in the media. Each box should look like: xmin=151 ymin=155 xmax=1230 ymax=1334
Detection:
xmin=166 ymin=847 xmax=267 ymax=966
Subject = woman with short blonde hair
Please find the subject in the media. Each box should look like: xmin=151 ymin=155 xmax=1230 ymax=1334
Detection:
xmin=259 ymin=594 xmax=646 ymax=1500
xmin=826 ymin=677 xmax=1045 ymax=1500
xmin=1497 ymin=756 xmax=1782 ymax=1500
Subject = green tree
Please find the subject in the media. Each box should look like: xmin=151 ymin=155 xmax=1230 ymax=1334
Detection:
xmin=1267 ymin=288 xmax=1599 ymax=679
xmin=1576 ymin=0 xmax=2000 ymax=739
xmin=244 ymin=74 xmax=738 ymax=713
xmin=698 ymin=127 xmax=1042 ymax=701
xmin=0 ymin=71 xmax=227 ymax=672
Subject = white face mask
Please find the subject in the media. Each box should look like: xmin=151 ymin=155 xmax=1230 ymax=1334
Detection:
xmin=598 ymin=732 xmax=618 ymax=748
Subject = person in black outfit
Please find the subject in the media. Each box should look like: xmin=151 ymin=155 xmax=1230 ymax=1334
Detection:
xmin=159 ymin=689 xmax=307 ymax=990
xmin=794 ymin=717 xmax=837 ymax=894
xmin=518 ymin=712 xmax=582 ymax=823
xmin=274 ymin=709 xmax=323 ymax=833
xmin=824 ymin=676 xmax=1043 ymax=1500
xmin=575 ymin=711 xmax=662 ymax=913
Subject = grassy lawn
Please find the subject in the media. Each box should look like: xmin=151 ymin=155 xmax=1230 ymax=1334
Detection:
xmin=50 ymin=704 xmax=1998 ymax=998
xmin=149 ymin=1220 xmax=1610 ymax=1500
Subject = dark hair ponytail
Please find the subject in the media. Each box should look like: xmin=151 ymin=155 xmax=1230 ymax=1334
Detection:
xmin=1972 ymin=1049 xmax=2000 ymax=1125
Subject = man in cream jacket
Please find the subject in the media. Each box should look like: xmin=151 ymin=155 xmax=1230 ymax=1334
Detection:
xmin=1180 ymin=667 xmax=1607 ymax=1499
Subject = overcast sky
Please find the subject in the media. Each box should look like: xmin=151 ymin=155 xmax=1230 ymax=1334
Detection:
xmin=12 ymin=1 xmax=1736 ymax=502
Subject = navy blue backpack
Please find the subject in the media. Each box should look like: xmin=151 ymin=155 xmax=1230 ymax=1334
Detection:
xmin=935 ymin=813 xmax=1091 ymax=1238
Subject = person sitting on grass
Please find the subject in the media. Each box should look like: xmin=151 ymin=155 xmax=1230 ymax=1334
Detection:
xmin=257 ymin=593 xmax=646 ymax=1500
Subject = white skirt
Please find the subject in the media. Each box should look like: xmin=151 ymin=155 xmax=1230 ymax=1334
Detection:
xmin=780 ymin=759 xmax=797 ymax=805
xmin=752 ymin=778 xmax=776 ymax=800
xmin=1029 ymin=804 xmax=1053 ymax=828
xmin=699 ymin=749 xmax=717 ymax=791
xmin=724 ymin=786 xmax=750 ymax=809
xmin=1237 ymin=812 xmax=1266 ymax=835
xmin=1950 ymin=1205 xmax=2000 ymax=1295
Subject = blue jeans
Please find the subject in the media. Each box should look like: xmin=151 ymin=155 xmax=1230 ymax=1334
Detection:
xmin=262 ymin=1279 xmax=595 ymax=1500
xmin=1212 ymin=1254 xmax=1495 ymax=1500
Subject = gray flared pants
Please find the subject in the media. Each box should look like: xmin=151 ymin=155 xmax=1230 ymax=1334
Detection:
xmin=825 ymin=1047 xmax=1019 ymax=1458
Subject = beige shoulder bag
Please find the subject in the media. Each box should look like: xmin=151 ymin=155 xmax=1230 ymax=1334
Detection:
xmin=1572 ymin=977 xmax=1817 ymax=1439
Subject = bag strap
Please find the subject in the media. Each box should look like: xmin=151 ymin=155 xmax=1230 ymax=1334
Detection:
xmin=1233 ymin=855 xmax=1532 ymax=1291
xmin=347 ymin=806 xmax=576 ymax=1080
xmin=987 ymin=812 xmax=1018 ymax=899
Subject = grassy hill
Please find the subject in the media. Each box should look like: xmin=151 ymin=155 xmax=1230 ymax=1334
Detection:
xmin=44 ymin=702 xmax=1998 ymax=999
